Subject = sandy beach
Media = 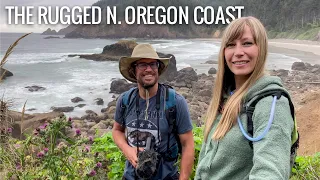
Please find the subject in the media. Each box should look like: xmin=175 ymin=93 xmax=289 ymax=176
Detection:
xmin=197 ymin=38 xmax=320 ymax=65
xmin=268 ymin=39 xmax=320 ymax=65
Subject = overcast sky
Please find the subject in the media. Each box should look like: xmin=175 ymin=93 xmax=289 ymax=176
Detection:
xmin=0 ymin=0 xmax=97 ymax=33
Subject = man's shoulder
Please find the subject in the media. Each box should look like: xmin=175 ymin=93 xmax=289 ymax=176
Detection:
xmin=174 ymin=92 xmax=186 ymax=101
xmin=160 ymin=85 xmax=186 ymax=101
xmin=172 ymin=91 xmax=189 ymax=109
xmin=115 ymin=88 xmax=136 ymax=108
xmin=120 ymin=88 xmax=138 ymax=100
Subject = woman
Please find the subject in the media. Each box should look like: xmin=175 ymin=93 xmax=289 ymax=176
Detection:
xmin=195 ymin=17 xmax=294 ymax=179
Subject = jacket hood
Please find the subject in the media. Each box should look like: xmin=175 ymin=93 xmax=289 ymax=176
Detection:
xmin=244 ymin=75 xmax=290 ymax=103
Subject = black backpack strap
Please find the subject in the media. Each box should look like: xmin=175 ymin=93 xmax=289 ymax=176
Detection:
xmin=246 ymin=89 xmax=292 ymax=148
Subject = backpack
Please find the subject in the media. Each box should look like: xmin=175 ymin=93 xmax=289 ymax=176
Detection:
xmin=244 ymin=89 xmax=299 ymax=173
xmin=120 ymin=84 xmax=182 ymax=160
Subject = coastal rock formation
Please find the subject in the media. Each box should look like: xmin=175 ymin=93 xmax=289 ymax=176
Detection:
xmin=110 ymin=79 xmax=136 ymax=94
xmin=75 ymin=104 xmax=86 ymax=108
xmin=41 ymin=28 xmax=58 ymax=35
xmin=291 ymin=62 xmax=307 ymax=71
xmin=270 ymin=69 xmax=289 ymax=78
xmin=71 ymin=97 xmax=84 ymax=103
xmin=57 ymin=25 xmax=77 ymax=35
xmin=68 ymin=41 xmax=178 ymax=83
xmin=8 ymin=110 xmax=63 ymax=139
xmin=208 ymin=67 xmax=217 ymax=74
xmin=44 ymin=36 xmax=60 ymax=39
xmin=42 ymin=26 xmax=77 ymax=35
xmin=25 ymin=85 xmax=46 ymax=92
xmin=51 ymin=106 xmax=74 ymax=112
xmin=95 ymin=98 xmax=104 ymax=105
xmin=204 ymin=60 xmax=218 ymax=64
xmin=68 ymin=40 xmax=137 ymax=61
xmin=0 ymin=68 xmax=13 ymax=79
xmin=158 ymin=53 xmax=178 ymax=83
xmin=172 ymin=67 xmax=198 ymax=88
xmin=80 ymin=110 xmax=107 ymax=122
xmin=102 ymin=40 xmax=137 ymax=56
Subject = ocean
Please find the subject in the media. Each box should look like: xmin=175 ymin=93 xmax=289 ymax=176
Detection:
xmin=0 ymin=33 xmax=300 ymax=117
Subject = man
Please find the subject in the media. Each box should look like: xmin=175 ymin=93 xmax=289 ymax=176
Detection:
xmin=112 ymin=43 xmax=194 ymax=180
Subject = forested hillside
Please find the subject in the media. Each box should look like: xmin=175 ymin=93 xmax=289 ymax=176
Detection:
xmin=64 ymin=0 xmax=320 ymax=40
xmin=206 ymin=0 xmax=320 ymax=39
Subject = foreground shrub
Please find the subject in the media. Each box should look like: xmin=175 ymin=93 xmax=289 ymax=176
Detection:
xmin=90 ymin=125 xmax=204 ymax=180
xmin=1 ymin=118 xmax=319 ymax=180
xmin=0 ymin=116 xmax=107 ymax=179
xmin=91 ymin=133 xmax=126 ymax=179
xmin=291 ymin=152 xmax=320 ymax=180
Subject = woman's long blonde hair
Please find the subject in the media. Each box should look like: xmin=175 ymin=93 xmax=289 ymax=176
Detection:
xmin=204 ymin=17 xmax=268 ymax=141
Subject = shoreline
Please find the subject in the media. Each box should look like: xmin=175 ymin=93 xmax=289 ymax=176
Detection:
xmin=268 ymin=39 xmax=320 ymax=65
xmin=195 ymin=38 xmax=320 ymax=65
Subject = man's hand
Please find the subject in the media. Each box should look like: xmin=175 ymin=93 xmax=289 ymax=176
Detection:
xmin=123 ymin=146 xmax=144 ymax=168
xmin=112 ymin=122 xmax=144 ymax=168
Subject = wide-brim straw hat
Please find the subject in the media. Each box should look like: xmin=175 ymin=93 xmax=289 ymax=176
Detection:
xmin=119 ymin=44 xmax=170 ymax=83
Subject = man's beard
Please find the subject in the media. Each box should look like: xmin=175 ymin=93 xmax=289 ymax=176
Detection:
xmin=137 ymin=74 xmax=158 ymax=89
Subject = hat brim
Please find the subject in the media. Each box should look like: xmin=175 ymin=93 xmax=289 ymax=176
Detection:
xmin=119 ymin=56 xmax=170 ymax=83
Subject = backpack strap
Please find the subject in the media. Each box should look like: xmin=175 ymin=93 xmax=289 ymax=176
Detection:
xmin=246 ymin=89 xmax=299 ymax=152
xmin=120 ymin=87 xmax=138 ymax=126
xmin=163 ymin=84 xmax=182 ymax=156
xmin=245 ymin=90 xmax=283 ymax=148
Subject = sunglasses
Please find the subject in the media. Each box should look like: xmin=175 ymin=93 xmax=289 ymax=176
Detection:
xmin=135 ymin=61 xmax=159 ymax=70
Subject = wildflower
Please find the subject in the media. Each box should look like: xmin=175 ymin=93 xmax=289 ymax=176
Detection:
xmin=75 ymin=129 xmax=81 ymax=135
xmin=39 ymin=123 xmax=48 ymax=129
xmin=37 ymin=151 xmax=45 ymax=158
xmin=7 ymin=128 xmax=12 ymax=133
xmin=88 ymin=170 xmax=96 ymax=176
xmin=68 ymin=117 xmax=72 ymax=122
xmin=88 ymin=136 xmax=93 ymax=142
xmin=44 ymin=148 xmax=49 ymax=153
xmin=96 ymin=162 xmax=102 ymax=168
xmin=36 ymin=128 xmax=40 ymax=132
xmin=16 ymin=163 xmax=21 ymax=170
xmin=84 ymin=146 xmax=90 ymax=153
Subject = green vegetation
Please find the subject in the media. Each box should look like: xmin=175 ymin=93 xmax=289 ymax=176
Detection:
xmin=1 ymin=120 xmax=319 ymax=179
xmin=268 ymin=27 xmax=320 ymax=40
xmin=291 ymin=152 xmax=320 ymax=180
xmin=0 ymin=116 xmax=108 ymax=179
xmin=91 ymin=133 xmax=126 ymax=179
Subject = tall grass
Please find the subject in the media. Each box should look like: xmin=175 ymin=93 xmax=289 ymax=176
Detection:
xmin=1 ymin=33 xmax=31 ymax=82
xmin=0 ymin=32 xmax=31 ymax=178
